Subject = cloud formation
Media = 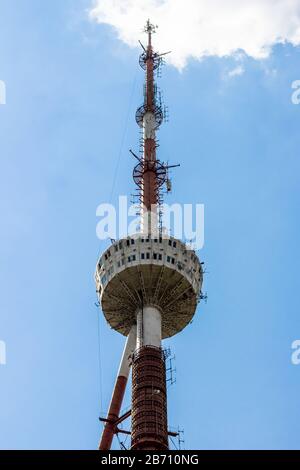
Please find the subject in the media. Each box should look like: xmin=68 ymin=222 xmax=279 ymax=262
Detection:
xmin=227 ymin=65 xmax=245 ymax=78
xmin=89 ymin=0 xmax=300 ymax=69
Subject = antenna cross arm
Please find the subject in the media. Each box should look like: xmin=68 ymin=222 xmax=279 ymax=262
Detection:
xmin=158 ymin=51 xmax=172 ymax=57
xmin=130 ymin=149 xmax=142 ymax=162
xmin=165 ymin=164 xmax=181 ymax=169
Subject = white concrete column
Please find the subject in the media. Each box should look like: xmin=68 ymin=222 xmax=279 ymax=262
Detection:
xmin=141 ymin=208 xmax=159 ymax=238
xmin=136 ymin=309 xmax=143 ymax=350
xmin=143 ymin=111 xmax=156 ymax=140
xmin=136 ymin=305 xmax=162 ymax=349
xmin=117 ymin=324 xmax=137 ymax=378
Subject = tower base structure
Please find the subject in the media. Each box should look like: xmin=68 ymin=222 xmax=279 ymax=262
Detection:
xmin=131 ymin=345 xmax=168 ymax=450
xmin=131 ymin=305 xmax=168 ymax=450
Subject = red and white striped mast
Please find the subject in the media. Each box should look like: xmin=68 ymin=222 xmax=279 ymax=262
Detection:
xmin=142 ymin=19 xmax=159 ymax=233
xmin=133 ymin=20 xmax=173 ymax=237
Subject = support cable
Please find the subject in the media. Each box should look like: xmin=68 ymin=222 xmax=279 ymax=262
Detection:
xmin=96 ymin=309 xmax=103 ymax=414
xmin=108 ymin=66 xmax=139 ymax=205
xmin=95 ymin=67 xmax=139 ymax=413
xmin=96 ymin=66 xmax=139 ymax=260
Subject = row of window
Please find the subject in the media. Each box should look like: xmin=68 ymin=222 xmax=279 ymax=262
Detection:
xmin=116 ymin=255 xmax=138 ymax=267
xmin=115 ymin=253 xmax=164 ymax=266
xmin=141 ymin=238 xmax=177 ymax=248
xmin=104 ymin=238 xmax=178 ymax=260
xmin=102 ymin=253 xmax=182 ymax=282
xmin=100 ymin=249 xmax=201 ymax=283
xmin=141 ymin=237 xmax=162 ymax=244
xmin=104 ymin=239 xmax=136 ymax=259
xmin=101 ymin=254 xmax=198 ymax=286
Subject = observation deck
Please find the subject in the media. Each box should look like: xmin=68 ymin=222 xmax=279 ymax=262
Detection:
xmin=95 ymin=235 xmax=203 ymax=339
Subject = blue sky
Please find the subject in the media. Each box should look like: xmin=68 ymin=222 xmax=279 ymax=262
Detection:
xmin=0 ymin=0 xmax=300 ymax=450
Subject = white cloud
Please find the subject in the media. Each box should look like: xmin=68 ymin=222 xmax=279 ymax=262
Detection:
xmin=227 ymin=65 xmax=245 ymax=78
xmin=89 ymin=0 xmax=300 ymax=69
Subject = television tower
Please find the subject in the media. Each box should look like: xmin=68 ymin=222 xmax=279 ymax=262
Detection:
xmin=96 ymin=20 xmax=203 ymax=450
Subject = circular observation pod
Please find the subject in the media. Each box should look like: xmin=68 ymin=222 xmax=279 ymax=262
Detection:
xmin=95 ymin=236 xmax=203 ymax=339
